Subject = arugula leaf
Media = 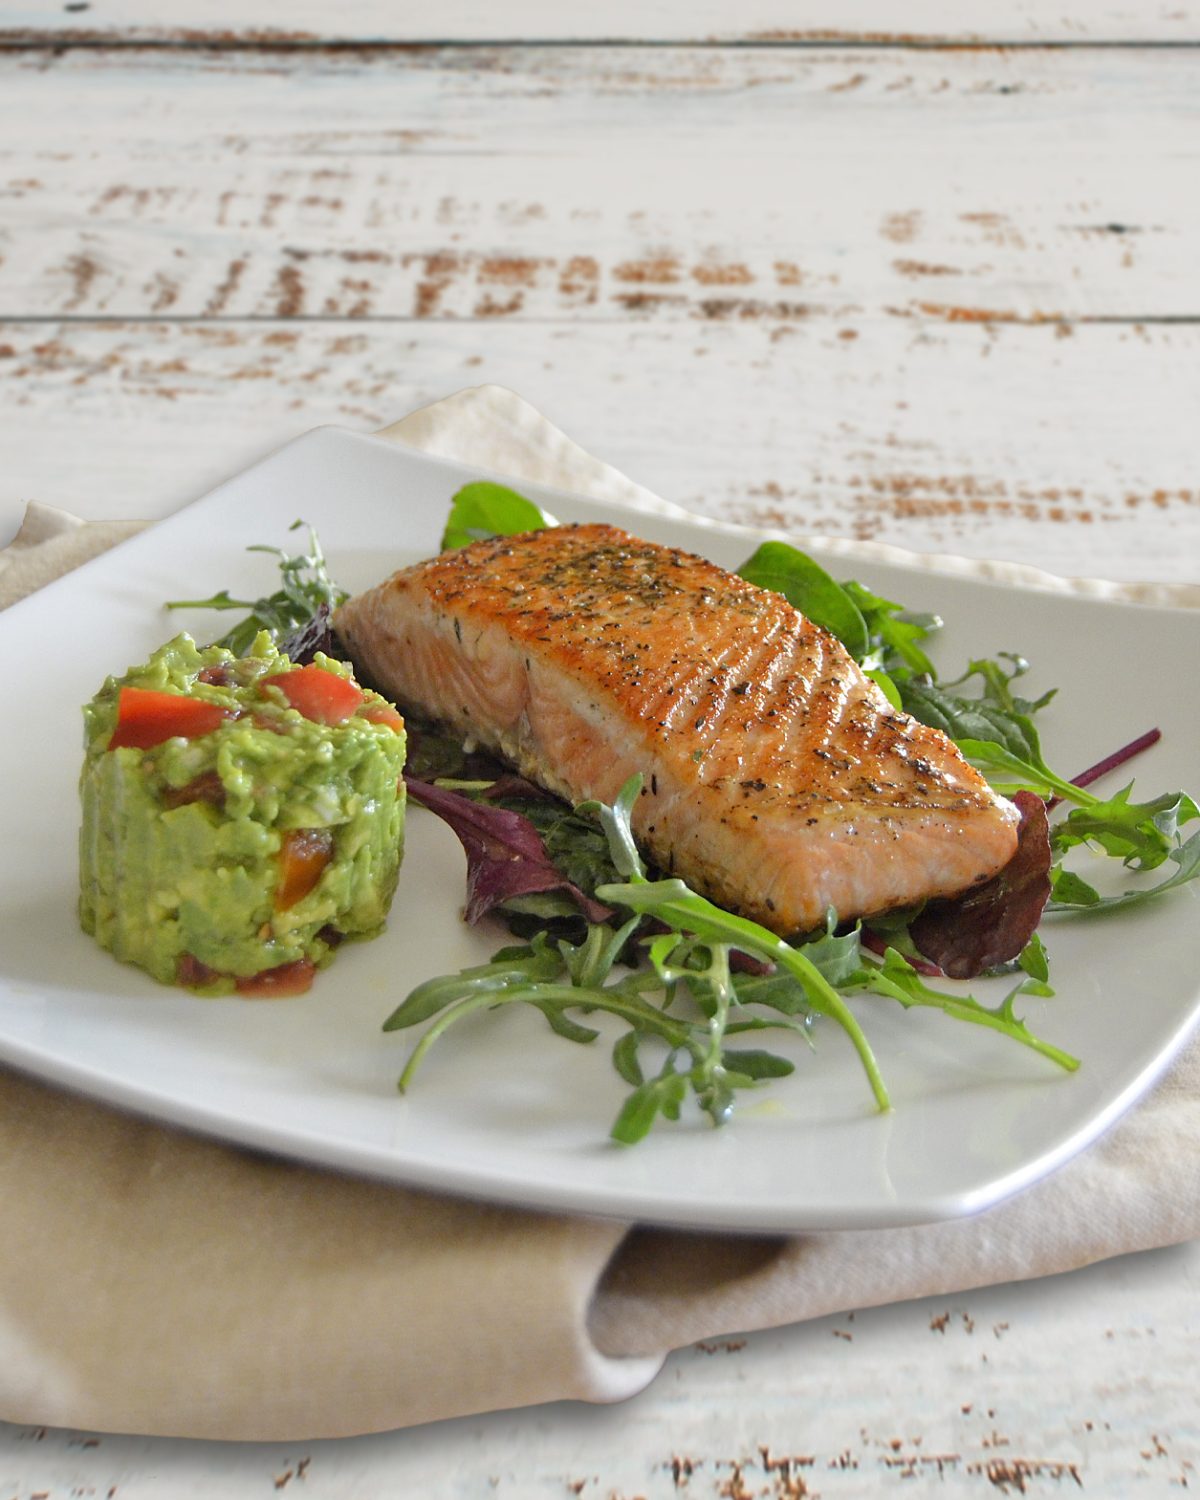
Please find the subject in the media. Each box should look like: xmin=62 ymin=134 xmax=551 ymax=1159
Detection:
xmin=1018 ymin=930 xmax=1050 ymax=983
xmin=387 ymin=775 xmax=1081 ymax=1141
xmin=1048 ymin=829 xmax=1200 ymax=913
xmin=737 ymin=542 xmax=869 ymax=659
xmin=954 ymin=739 xmax=1092 ymax=804
xmin=851 ymin=948 xmax=1076 ymax=1073
xmin=611 ymin=1071 xmax=688 ymax=1144
xmin=720 ymin=1048 xmax=796 ymax=1080
xmin=1049 ymin=787 xmax=1199 ymax=871
xmin=612 ymin=1030 xmax=645 ymax=1086
xmin=441 ymin=482 xmax=551 ymax=551
xmin=166 ymin=521 xmax=347 ymax=658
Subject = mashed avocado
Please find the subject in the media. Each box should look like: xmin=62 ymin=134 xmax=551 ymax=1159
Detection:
xmin=79 ymin=633 xmax=406 ymax=995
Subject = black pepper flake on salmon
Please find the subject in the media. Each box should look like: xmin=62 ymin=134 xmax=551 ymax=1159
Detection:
xmin=335 ymin=523 xmax=1020 ymax=936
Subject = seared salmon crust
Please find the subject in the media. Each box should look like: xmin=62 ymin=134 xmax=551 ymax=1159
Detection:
xmin=335 ymin=524 xmax=1019 ymax=935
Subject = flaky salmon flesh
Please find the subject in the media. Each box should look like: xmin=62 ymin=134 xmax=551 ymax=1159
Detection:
xmin=335 ymin=524 xmax=1020 ymax=935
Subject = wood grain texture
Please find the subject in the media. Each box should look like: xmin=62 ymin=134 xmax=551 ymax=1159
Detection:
xmin=3 ymin=318 xmax=1196 ymax=583
xmin=0 ymin=1241 xmax=1196 ymax=1495
xmin=3 ymin=47 xmax=1197 ymax=324
xmin=4 ymin=0 xmax=1200 ymax=44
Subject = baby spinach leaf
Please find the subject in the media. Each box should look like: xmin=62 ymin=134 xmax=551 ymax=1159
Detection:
xmin=441 ymin=482 xmax=550 ymax=550
xmin=737 ymin=541 xmax=869 ymax=658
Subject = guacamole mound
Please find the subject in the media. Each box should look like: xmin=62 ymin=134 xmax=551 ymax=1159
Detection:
xmin=79 ymin=633 xmax=406 ymax=996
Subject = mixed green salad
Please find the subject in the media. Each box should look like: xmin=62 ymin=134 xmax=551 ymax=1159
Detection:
xmin=175 ymin=493 xmax=1200 ymax=1142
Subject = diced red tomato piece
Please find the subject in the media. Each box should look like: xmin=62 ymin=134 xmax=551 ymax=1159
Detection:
xmin=263 ymin=664 xmax=364 ymax=725
xmin=236 ymin=958 xmax=316 ymax=998
xmin=108 ymin=687 xmax=230 ymax=751
xmin=359 ymin=701 xmax=405 ymax=733
xmin=276 ymin=828 xmax=334 ymax=910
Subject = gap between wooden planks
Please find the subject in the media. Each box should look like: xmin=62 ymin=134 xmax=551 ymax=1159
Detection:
xmin=4 ymin=0 xmax=1200 ymax=45
xmin=3 ymin=318 xmax=1196 ymax=586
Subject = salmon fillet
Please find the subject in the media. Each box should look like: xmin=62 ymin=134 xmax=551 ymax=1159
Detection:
xmin=335 ymin=524 xmax=1019 ymax=935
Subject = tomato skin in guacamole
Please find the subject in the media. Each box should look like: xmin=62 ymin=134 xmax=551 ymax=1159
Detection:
xmin=79 ymin=633 xmax=406 ymax=995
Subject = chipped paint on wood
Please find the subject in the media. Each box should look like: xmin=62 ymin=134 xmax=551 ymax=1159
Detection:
xmin=0 ymin=48 xmax=1196 ymax=322
xmin=2 ymin=318 xmax=1196 ymax=589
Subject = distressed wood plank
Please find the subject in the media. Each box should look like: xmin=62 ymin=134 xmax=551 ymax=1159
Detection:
xmin=4 ymin=0 xmax=1200 ymax=45
xmin=2 ymin=48 xmax=1197 ymax=324
xmin=3 ymin=318 xmax=1195 ymax=584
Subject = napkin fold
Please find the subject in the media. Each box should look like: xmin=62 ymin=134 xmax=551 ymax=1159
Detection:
xmin=2 ymin=385 xmax=1196 ymax=1441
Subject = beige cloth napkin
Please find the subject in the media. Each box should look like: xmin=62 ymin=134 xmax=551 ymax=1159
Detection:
xmin=1 ymin=385 xmax=1197 ymax=1442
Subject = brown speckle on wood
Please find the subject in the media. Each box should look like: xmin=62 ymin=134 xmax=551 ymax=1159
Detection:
xmin=614 ymin=256 xmax=682 ymax=284
xmin=205 ymin=258 xmax=247 ymax=316
xmin=559 ymin=254 xmax=600 ymax=305
xmin=272 ymin=264 xmax=305 ymax=316
xmin=613 ymin=290 xmax=687 ymax=314
xmin=474 ymin=290 xmax=525 ymax=317
xmin=960 ymin=211 xmax=1027 ymax=249
xmin=670 ymin=1453 xmax=696 ymax=1485
xmin=693 ymin=262 xmax=754 ymax=286
xmin=478 ymin=255 xmax=546 ymax=286
xmin=147 ymin=271 xmax=180 ymax=312
xmin=61 ymin=251 xmax=102 ymax=311
xmin=697 ymin=297 xmax=808 ymax=320
xmin=412 ymin=249 xmax=464 ymax=317
xmin=972 ymin=1456 xmax=1083 ymax=1490
xmin=893 ymin=258 xmax=961 ymax=277
xmin=881 ymin=210 xmax=922 ymax=244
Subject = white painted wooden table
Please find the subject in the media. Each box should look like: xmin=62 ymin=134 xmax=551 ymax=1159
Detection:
xmin=2 ymin=5 xmax=1197 ymax=1493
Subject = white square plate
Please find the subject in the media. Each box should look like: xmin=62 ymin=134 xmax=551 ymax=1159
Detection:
xmin=3 ymin=428 xmax=1198 ymax=1231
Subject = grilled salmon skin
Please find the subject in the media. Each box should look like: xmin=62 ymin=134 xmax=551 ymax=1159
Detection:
xmin=335 ymin=524 xmax=1019 ymax=935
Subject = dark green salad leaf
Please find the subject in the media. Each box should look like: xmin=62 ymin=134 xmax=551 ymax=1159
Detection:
xmin=441 ymin=481 xmax=550 ymax=551
xmin=737 ymin=541 xmax=869 ymax=659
